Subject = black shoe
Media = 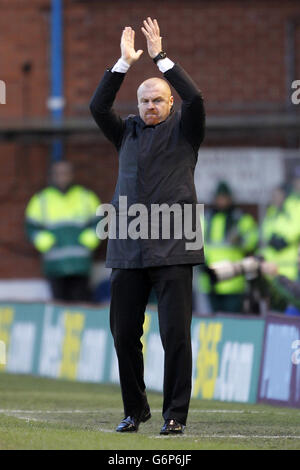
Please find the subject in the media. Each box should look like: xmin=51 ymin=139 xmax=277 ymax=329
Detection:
xmin=160 ymin=419 xmax=185 ymax=435
xmin=116 ymin=407 xmax=151 ymax=433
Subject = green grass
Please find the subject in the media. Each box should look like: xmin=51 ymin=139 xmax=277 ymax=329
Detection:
xmin=0 ymin=372 xmax=300 ymax=450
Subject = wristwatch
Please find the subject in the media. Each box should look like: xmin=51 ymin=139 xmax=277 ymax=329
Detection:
xmin=153 ymin=51 xmax=167 ymax=64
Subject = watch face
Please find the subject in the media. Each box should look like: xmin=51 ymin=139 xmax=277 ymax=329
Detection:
xmin=154 ymin=52 xmax=166 ymax=63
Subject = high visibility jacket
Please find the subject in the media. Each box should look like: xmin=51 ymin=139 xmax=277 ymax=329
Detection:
xmin=25 ymin=185 xmax=101 ymax=277
xmin=200 ymin=207 xmax=258 ymax=294
xmin=260 ymin=197 xmax=300 ymax=281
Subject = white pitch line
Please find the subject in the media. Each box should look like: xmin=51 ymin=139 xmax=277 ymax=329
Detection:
xmin=0 ymin=409 xmax=100 ymax=414
xmin=3 ymin=411 xmax=300 ymax=440
xmin=153 ymin=409 xmax=249 ymax=414
xmin=12 ymin=416 xmax=41 ymax=422
xmin=97 ymin=428 xmax=115 ymax=433
xmin=198 ymin=435 xmax=300 ymax=439
xmin=0 ymin=409 xmax=287 ymax=415
xmin=154 ymin=434 xmax=300 ymax=440
xmin=1 ymin=412 xmax=116 ymax=432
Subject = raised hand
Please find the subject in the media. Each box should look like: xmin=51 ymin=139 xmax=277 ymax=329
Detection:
xmin=121 ymin=26 xmax=143 ymax=65
xmin=141 ymin=17 xmax=162 ymax=59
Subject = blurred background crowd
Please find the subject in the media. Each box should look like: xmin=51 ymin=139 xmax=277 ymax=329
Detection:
xmin=0 ymin=0 xmax=300 ymax=316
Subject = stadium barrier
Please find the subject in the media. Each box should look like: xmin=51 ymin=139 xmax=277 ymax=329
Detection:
xmin=0 ymin=302 xmax=299 ymax=407
xmin=258 ymin=313 xmax=300 ymax=408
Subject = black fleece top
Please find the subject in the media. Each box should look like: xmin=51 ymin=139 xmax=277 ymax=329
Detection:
xmin=90 ymin=63 xmax=206 ymax=268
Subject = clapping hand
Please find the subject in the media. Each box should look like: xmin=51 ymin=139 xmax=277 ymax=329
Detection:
xmin=120 ymin=18 xmax=163 ymax=65
xmin=141 ymin=17 xmax=162 ymax=59
xmin=121 ymin=26 xmax=143 ymax=65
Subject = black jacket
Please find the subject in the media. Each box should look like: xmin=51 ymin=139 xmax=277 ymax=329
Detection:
xmin=90 ymin=63 xmax=205 ymax=268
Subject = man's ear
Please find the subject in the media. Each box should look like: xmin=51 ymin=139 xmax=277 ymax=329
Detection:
xmin=170 ymin=95 xmax=174 ymax=111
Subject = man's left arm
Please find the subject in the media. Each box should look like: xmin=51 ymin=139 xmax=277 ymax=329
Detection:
xmin=164 ymin=64 xmax=206 ymax=151
xmin=141 ymin=17 xmax=205 ymax=152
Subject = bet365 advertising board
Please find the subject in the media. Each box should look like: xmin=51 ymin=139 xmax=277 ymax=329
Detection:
xmin=0 ymin=302 xmax=268 ymax=405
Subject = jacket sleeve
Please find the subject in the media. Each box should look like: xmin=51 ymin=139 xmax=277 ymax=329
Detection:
xmin=163 ymin=63 xmax=206 ymax=153
xmin=237 ymin=213 xmax=259 ymax=254
xmin=25 ymin=194 xmax=56 ymax=253
xmin=89 ymin=70 xmax=127 ymax=150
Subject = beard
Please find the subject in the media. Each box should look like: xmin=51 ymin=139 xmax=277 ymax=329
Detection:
xmin=144 ymin=113 xmax=160 ymax=125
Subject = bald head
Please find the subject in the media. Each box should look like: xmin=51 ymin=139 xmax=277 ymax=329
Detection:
xmin=137 ymin=77 xmax=172 ymax=99
xmin=137 ymin=77 xmax=174 ymax=126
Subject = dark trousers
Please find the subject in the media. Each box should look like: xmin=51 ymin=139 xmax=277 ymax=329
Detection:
xmin=49 ymin=275 xmax=91 ymax=302
xmin=110 ymin=264 xmax=193 ymax=425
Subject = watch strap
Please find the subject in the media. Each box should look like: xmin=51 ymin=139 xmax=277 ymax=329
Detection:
xmin=153 ymin=51 xmax=167 ymax=64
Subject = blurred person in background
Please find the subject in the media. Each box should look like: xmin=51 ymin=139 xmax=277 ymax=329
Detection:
xmin=199 ymin=181 xmax=258 ymax=313
xmin=25 ymin=160 xmax=101 ymax=303
xmin=259 ymin=183 xmax=299 ymax=282
xmin=285 ymin=165 xmax=300 ymax=215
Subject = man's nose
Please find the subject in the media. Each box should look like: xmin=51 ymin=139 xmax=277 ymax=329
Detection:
xmin=147 ymin=101 xmax=155 ymax=109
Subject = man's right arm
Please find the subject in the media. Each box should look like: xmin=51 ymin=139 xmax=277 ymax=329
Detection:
xmin=89 ymin=70 xmax=126 ymax=150
xmin=90 ymin=26 xmax=143 ymax=150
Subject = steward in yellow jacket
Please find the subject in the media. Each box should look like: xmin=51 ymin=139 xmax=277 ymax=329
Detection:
xmin=200 ymin=182 xmax=258 ymax=313
xmin=260 ymin=184 xmax=299 ymax=281
xmin=25 ymin=161 xmax=101 ymax=301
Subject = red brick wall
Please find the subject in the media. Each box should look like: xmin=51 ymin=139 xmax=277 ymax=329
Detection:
xmin=0 ymin=0 xmax=49 ymax=119
xmin=0 ymin=0 xmax=299 ymax=278
xmin=64 ymin=0 xmax=300 ymax=116
xmin=1 ymin=0 xmax=299 ymax=119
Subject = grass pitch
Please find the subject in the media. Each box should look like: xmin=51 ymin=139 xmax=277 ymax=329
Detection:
xmin=0 ymin=372 xmax=300 ymax=450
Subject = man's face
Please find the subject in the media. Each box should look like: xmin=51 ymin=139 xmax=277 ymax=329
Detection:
xmin=137 ymin=78 xmax=174 ymax=126
xmin=293 ymin=177 xmax=300 ymax=194
xmin=214 ymin=194 xmax=232 ymax=210
xmin=272 ymin=187 xmax=286 ymax=207
xmin=51 ymin=162 xmax=74 ymax=190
